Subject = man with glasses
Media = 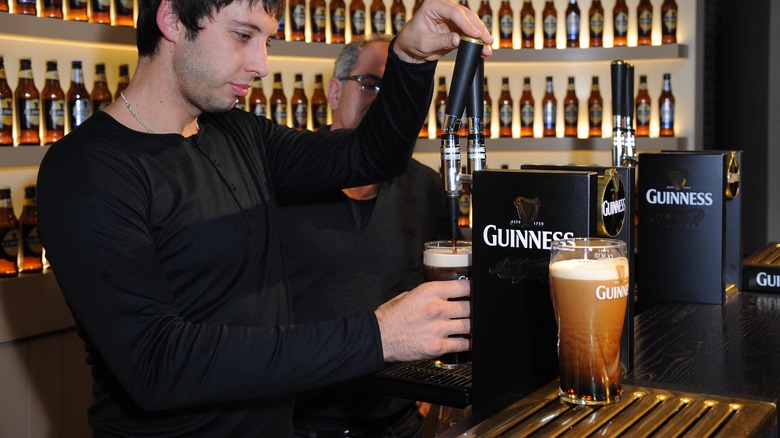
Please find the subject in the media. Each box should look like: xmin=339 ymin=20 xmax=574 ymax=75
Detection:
xmin=278 ymin=34 xmax=454 ymax=438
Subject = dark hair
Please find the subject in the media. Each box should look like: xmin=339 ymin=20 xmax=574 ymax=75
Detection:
xmin=136 ymin=0 xmax=286 ymax=57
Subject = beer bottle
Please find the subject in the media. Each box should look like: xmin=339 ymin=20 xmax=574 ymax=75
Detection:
xmin=18 ymin=185 xmax=42 ymax=274
xmin=0 ymin=57 xmax=13 ymax=146
xmin=0 ymin=187 xmax=19 ymax=277
xmin=330 ymin=0 xmax=347 ymax=44
xmin=42 ymin=61 xmax=66 ymax=145
xmin=613 ymin=0 xmax=628 ymax=47
xmin=270 ymin=72 xmax=288 ymax=126
xmin=563 ymin=76 xmax=578 ymax=137
xmin=434 ymin=76 xmax=447 ymax=137
xmin=477 ymin=0 xmax=493 ymax=39
xmin=658 ymin=73 xmax=674 ymax=137
xmin=67 ymin=60 xmax=91 ymax=132
xmin=277 ymin=8 xmax=287 ymax=40
xmin=542 ymin=0 xmax=557 ymax=49
xmin=497 ymin=0 xmax=513 ymax=49
xmin=43 ymin=0 xmax=64 ymax=18
xmin=0 ymin=0 xmax=8 ymax=12
xmin=65 ymin=0 xmax=88 ymax=21
xmin=91 ymin=63 xmax=112 ymax=112
xmin=13 ymin=0 xmax=36 ymax=15
xmin=519 ymin=76 xmax=534 ymax=137
xmin=114 ymin=0 xmax=135 ymax=27
xmin=635 ymin=74 xmax=651 ymax=137
xmin=311 ymin=74 xmax=328 ymax=131
xmin=661 ymin=0 xmax=678 ymax=44
xmin=370 ymin=0 xmax=386 ymax=35
xmin=114 ymin=64 xmax=130 ymax=101
xmin=291 ymin=73 xmax=308 ymax=130
xmin=520 ymin=0 xmax=535 ymax=49
xmin=458 ymin=0 xmax=468 ymax=8
xmin=310 ymin=0 xmax=327 ymax=42
xmin=498 ymin=77 xmax=513 ymax=138
xmin=15 ymin=58 xmax=41 ymax=146
xmin=483 ymin=77 xmax=492 ymax=138
xmin=587 ymin=76 xmax=603 ymax=138
xmin=289 ymin=0 xmax=306 ymax=41
xmin=637 ymin=0 xmax=653 ymax=46
xmin=588 ymin=0 xmax=604 ymax=47
xmin=350 ymin=0 xmax=367 ymax=39
xmin=412 ymin=0 xmax=422 ymax=16
xmin=390 ymin=0 xmax=405 ymax=36
xmin=249 ymin=77 xmax=267 ymax=118
xmin=90 ymin=0 xmax=111 ymax=24
xmin=542 ymin=76 xmax=557 ymax=137
xmin=418 ymin=117 xmax=429 ymax=138
xmin=565 ymin=0 xmax=580 ymax=48
xmin=458 ymin=167 xmax=470 ymax=227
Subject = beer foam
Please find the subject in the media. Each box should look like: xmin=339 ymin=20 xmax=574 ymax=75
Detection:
xmin=549 ymin=257 xmax=629 ymax=281
xmin=424 ymin=248 xmax=473 ymax=267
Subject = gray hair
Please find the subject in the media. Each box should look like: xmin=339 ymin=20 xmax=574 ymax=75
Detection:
xmin=333 ymin=34 xmax=393 ymax=79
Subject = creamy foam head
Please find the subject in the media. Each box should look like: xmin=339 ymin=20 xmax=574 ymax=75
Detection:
xmin=424 ymin=247 xmax=473 ymax=267
xmin=550 ymin=257 xmax=629 ymax=281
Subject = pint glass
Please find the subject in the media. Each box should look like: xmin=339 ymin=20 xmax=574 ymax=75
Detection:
xmin=423 ymin=240 xmax=472 ymax=369
xmin=549 ymin=238 xmax=629 ymax=405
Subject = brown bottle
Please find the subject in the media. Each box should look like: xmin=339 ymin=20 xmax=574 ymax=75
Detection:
xmin=311 ymin=74 xmax=328 ymax=131
xmin=565 ymin=0 xmax=580 ymax=48
xmin=270 ymin=72 xmax=288 ymax=126
xmin=277 ymin=8 xmax=287 ymax=40
xmin=458 ymin=0 xmax=468 ymax=8
xmin=350 ymin=0 xmax=367 ymax=39
xmin=613 ymin=0 xmax=628 ymax=47
xmin=0 ymin=57 xmax=14 ymax=146
xmin=330 ymin=0 xmax=347 ymax=44
xmin=66 ymin=0 xmax=88 ymax=21
xmin=434 ymin=76 xmax=447 ymax=137
xmin=412 ymin=0 xmax=422 ymax=16
xmin=563 ymin=76 xmax=578 ymax=137
xmin=477 ymin=0 xmax=493 ymax=39
xmin=390 ymin=0 xmax=406 ymax=36
xmin=91 ymin=63 xmax=112 ymax=113
xmin=418 ymin=117 xmax=429 ymax=138
xmin=0 ymin=187 xmax=19 ymax=277
xmin=289 ymin=0 xmax=306 ymax=41
xmin=0 ymin=0 xmax=8 ymax=12
xmin=542 ymin=0 xmax=557 ymax=48
xmin=291 ymin=73 xmax=308 ymax=130
xmin=18 ymin=185 xmax=43 ymax=274
xmin=658 ymin=73 xmax=674 ymax=137
xmin=497 ymin=0 xmax=513 ymax=49
xmin=587 ymin=76 xmax=603 ymax=138
xmin=637 ymin=0 xmax=653 ymax=46
xmin=588 ymin=0 xmax=604 ymax=47
xmin=483 ymin=77 xmax=492 ymax=137
xmin=542 ymin=76 xmax=556 ymax=137
xmin=661 ymin=0 xmax=678 ymax=44
xmin=15 ymin=58 xmax=41 ymax=146
xmin=519 ymin=76 xmax=534 ymax=137
xmin=114 ymin=0 xmax=135 ymax=27
xmin=43 ymin=0 xmax=64 ymax=18
xmin=249 ymin=77 xmax=267 ymax=118
xmin=310 ymin=0 xmax=327 ymax=42
xmin=370 ymin=0 xmax=386 ymax=35
xmin=90 ymin=0 xmax=110 ymax=24
xmin=114 ymin=64 xmax=130 ymax=101
xmin=67 ymin=60 xmax=91 ymax=132
xmin=458 ymin=166 xmax=470 ymax=227
xmin=520 ymin=0 xmax=535 ymax=49
xmin=42 ymin=61 xmax=66 ymax=145
xmin=498 ymin=77 xmax=513 ymax=138
xmin=13 ymin=0 xmax=36 ymax=15
xmin=635 ymin=74 xmax=651 ymax=137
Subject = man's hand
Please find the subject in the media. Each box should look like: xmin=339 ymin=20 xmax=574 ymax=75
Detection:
xmin=375 ymin=280 xmax=471 ymax=363
xmin=393 ymin=0 xmax=493 ymax=63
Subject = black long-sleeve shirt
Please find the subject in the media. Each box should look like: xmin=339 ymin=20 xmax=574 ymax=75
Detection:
xmin=36 ymin=47 xmax=435 ymax=437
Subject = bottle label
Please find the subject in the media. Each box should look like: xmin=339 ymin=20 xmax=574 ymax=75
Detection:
xmin=521 ymin=102 xmax=534 ymax=127
xmin=638 ymin=11 xmax=653 ymax=35
xmin=18 ymin=98 xmax=41 ymax=130
xmin=499 ymin=102 xmax=512 ymax=126
xmin=543 ymin=101 xmax=556 ymax=129
xmin=499 ymin=14 xmax=513 ymax=39
xmin=543 ymin=14 xmax=556 ymax=39
xmin=636 ymin=102 xmax=651 ymax=125
xmin=292 ymin=5 xmax=306 ymax=31
xmin=660 ymin=101 xmax=674 ymax=129
xmin=663 ymin=9 xmax=678 ymax=35
xmin=392 ymin=12 xmax=406 ymax=34
xmin=590 ymin=12 xmax=604 ymax=37
xmin=371 ymin=10 xmax=386 ymax=33
xmin=44 ymin=99 xmax=66 ymax=130
xmin=566 ymin=12 xmax=580 ymax=41
xmin=351 ymin=10 xmax=366 ymax=34
xmin=521 ymin=14 xmax=535 ymax=39
xmin=117 ymin=0 xmax=134 ymax=14
xmin=252 ymin=102 xmax=267 ymax=118
xmin=589 ymin=102 xmax=603 ymax=126
xmin=22 ymin=225 xmax=43 ymax=257
xmin=70 ymin=0 xmax=87 ymax=8
xmin=332 ymin=7 xmax=347 ymax=33
xmin=0 ymin=97 xmax=12 ymax=129
xmin=484 ymin=101 xmax=492 ymax=126
xmin=312 ymin=6 xmax=327 ymax=33
xmin=70 ymin=99 xmax=91 ymax=129
xmin=2 ymin=228 xmax=19 ymax=260
xmin=313 ymin=104 xmax=328 ymax=127
xmin=293 ymin=103 xmax=307 ymax=127
xmin=273 ymin=103 xmax=288 ymax=126
xmin=436 ymin=103 xmax=446 ymax=129
xmin=96 ymin=0 xmax=110 ymax=11
xmin=45 ymin=71 xmax=60 ymax=81
xmin=458 ymin=193 xmax=470 ymax=215
xmin=19 ymin=69 xmax=34 ymax=79
xmin=481 ymin=15 xmax=493 ymax=34
xmin=564 ymin=103 xmax=578 ymax=125
xmin=614 ymin=12 xmax=628 ymax=36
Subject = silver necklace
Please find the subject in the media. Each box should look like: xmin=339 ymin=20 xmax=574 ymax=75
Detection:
xmin=120 ymin=90 xmax=157 ymax=134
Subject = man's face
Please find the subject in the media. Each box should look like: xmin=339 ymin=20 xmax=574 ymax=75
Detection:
xmin=329 ymin=42 xmax=389 ymax=130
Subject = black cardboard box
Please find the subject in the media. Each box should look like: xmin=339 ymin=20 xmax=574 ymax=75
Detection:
xmin=742 ymin=243 xmax=780 ymax=293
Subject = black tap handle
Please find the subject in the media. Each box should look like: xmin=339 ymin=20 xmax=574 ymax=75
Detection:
xmin=611 ymin=60 xmax=627 ymax=120
xmin=446 ymin=37 xmax=485 ymax=120
xmin=466 ymin=59 xmax=484 ymax=119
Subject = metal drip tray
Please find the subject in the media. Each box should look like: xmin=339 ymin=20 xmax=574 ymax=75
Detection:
xmin=375 ymin=360 xmax=471 ymax=408
xmin=458 ymin=381 xmax=777 ymax=437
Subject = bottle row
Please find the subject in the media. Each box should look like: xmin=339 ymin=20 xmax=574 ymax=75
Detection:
xmin=0 ymin=184 xmax=45 ymax=277
xmin=1 ymin=0 xmax=135 ymax=27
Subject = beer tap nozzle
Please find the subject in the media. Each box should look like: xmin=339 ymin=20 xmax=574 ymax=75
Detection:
xmin=622 ymin=63 xmax=638 ymax=167
xmin=611 ymin=60 xmax=627 ymax=167
xmin=466 ymin=60 xmax=486 ymax=177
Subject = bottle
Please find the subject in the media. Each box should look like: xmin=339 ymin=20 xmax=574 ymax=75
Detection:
xmin=114 ymin=0 xmax=135 ymax=27
xmin=519 ymin=76 xmax=534 ymax=137
xmin=497 ymin=1 xmax=513 ymax=49
xmin=15 ymin=58 xmax=41 ymax=146
xmin=434 ymin=76 xmax=447 ymax=137
xmin=635 ymin=74 xmax=651 ymax=137
xmin=587 ymin=76 xmax=603 ymax=137
xmin=542 ymin=0 xmax=557 ymax=48
xmin=67 ymin=60 xmax=91 ymax=132
xmin=310 ymin=0 xmax=327 ymax=42
xmin=90 ymin=0 xmax=111 ymax=24
xmin=114 ymin=64 xmax=130 ymax=101
xmin=458 ymin=0 xmax=468 ymax=8
xmin=249 ymin=77 xmax=267 ymax=118
xmin=18 ymin=185 xmax=43 ymax=274
xmin=42 ymin=61 xmax=66 ymax=145
xmin=613 ymin=0 xmax=628 ymax=47
xmin=498 ymin=77 xmax=513 ymax=138
xmin=0 ymin=0 xmax=8 ymax=12
xmin=483 ymin=77 xmax=492 ymax=137
xmin=289 ymin=0 xmax=306 ymax=41
xmin=458 ymin=167 xmax=470 ymax=227
xmin=330 ymin=0 xmax=347 ymax=44
xmin=350 ymin=0 xmax=367 ymax=39
xmin=91 ymin=63 xmax=112 ymax=112
xmin=661 ymin=0 xmax=678 ymax=44
xmin=477 ymin=0 xmax=493 ymax=39
xmin=658 ymin=73 xmax=674 ymax=137
xmin=311 ymin=74 xmax=328 ymax=130
xmin=0 ymin=57 xmax=13 ymax=146
xmin=43 ymin=0 xmax=64 ymax=18
xmin=390 ymin=0 xmax=405 ymax=35
xmin=565 ymin=0 xmax=580 ymax=48
xmin=412 ymin=0 xmax=422 ymax=16
xmin=65 ymin=0 xmax=88 ymax=21
xmin=13 ymin=0 xmax=36 ymax=15
xmin=270 ymin=72 xmax=288 ymax=126
xmin=563 ymin=76 xmax=578 ymax=137
xmin=291 ymin=73 xmax=308 ymax=130
xmin=520 ymin=0 xmax=535 ymax=49
xmin=588 ymin=0 xmax=604 ymax=47
xmin=277 ymin=8 xmax=287 ymax=40
xmin=637 ymin=0 xmax=653 ymax=46
xmin=418 ymin=117 xmax=429 ymax=138
xmin=542 ymin=76 xmax=556 ymax=137
xmin=370 ymin=0 xmax=386 ymax=35
xmin=0 ymin=186 xmax=19 ymax=277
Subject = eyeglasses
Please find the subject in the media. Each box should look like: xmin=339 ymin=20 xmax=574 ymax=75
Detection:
xmin=339 ymin=75 xmax=382 ymax=94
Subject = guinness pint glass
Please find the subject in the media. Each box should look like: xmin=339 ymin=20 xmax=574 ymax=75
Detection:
xmin=549 ymin=238 xmax=628 ymax=405
xmin=423 ymin=240 xmax=472 ymax=369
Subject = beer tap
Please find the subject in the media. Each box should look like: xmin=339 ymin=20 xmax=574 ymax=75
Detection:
xmin=611 ymin=60 xmax=638 ymax=167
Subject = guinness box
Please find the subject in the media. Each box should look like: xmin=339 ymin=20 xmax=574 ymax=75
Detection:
xmin=637 ymin=151 xmax=742 ymax=304
xmin=742 ymin=242 xmax=780 ymax=293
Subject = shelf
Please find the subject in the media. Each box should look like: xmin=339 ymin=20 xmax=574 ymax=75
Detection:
xmin=474 ymin=44 xmax=688 ymax=64
xmin=0 ymin=12 xmax=136 ymax=47
xmin=0 ymin=145 xmax=50 ymax=168
xmin=413 ymin=136 xmax=686 ymax=153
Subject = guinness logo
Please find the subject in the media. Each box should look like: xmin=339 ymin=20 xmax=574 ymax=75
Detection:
xmin=513 ymin=196 xmax=540 ymax=227
xmin=597 ymin=169 xmax=626 ymax=237
xmin=669 ymin=170 xmax=688 ymax=191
